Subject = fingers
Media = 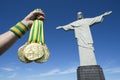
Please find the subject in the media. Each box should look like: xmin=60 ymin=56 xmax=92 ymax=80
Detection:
xmin=37 ymin=16 xmax=45 ymax=21
xmin=56 ymin=26 xmax=62 ymax=29
xmin=108 ymin=11 xmax=112 ymax=14
xmin=22 ymin=9 xmax=45 ymax=28
xmin=31 ymin=9 xmax=45 ymax=20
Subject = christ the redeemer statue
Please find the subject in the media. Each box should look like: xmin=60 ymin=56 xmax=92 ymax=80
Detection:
xmin=56 ymin=11 xmax=112 ymax=66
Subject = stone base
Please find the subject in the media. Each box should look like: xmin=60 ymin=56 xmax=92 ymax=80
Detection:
xmin=77 ymin=65 xmax=105 ymax=80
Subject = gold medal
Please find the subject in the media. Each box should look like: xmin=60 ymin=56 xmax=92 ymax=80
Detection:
xmin=18 ymin=43 xmax=32 ymax=63
xmin=24 ymin=43 xmax=44 ymax=61
xmin=35 ymin=44 xmax=50 ymax=63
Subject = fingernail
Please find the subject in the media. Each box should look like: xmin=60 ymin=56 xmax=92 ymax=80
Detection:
xmin=35 ymin=8 xmax=42 ymax=11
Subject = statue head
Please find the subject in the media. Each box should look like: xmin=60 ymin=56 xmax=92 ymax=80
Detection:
xmin=77 ymin=12 xmax=83 ymax=20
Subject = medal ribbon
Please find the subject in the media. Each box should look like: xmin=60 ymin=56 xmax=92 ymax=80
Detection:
xmin=28 ymin=20 xmax=44 ymax=45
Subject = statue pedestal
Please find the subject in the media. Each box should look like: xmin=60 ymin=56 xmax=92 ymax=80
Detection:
xmin=77 ymin=65 xmax=105 ymax=80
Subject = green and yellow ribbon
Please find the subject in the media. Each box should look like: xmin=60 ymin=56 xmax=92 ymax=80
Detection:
xmin=28 ymin=20 xmax=44 ymax=45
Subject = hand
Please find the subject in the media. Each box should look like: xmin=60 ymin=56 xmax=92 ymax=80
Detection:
xmin=56 ymin=26 xmax=63 ymax=29
xmin=102 ymin=11 xmax=112 ymax=17
xmin=21 ymin=9 xmax=45 ymax=28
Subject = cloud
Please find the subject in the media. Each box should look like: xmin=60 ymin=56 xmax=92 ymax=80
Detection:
xmin=8 ymin=73 xmax=17 ymax=79
xmin=40 ymin=67 xmax=76 ymax=77
xmin=26 ymin=67 xmax=76 ymax=79
xmin=59 ymin=67 xmax=76 ymax=74
xmin=1 ymin=67 xmax=14 ymax=71
xmin=0 ymin=75 xmax=3 ymax=77
xmin=105 ymin=67 xmax=120 ymax=74
xmin=25 ymin=68 xmax=33 ymax=71
xmin=40 ymin=69 xmax=60 ymax=76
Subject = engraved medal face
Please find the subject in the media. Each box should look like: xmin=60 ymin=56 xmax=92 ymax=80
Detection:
xmin=18 ymin=43 xmax=32 ymax=63
xmin=24 ymin=43 xmax=44 ymax=61
xmin=35 ymin=44 xmax=50 ymax=63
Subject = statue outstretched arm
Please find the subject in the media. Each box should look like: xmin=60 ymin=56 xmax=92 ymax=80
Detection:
xmin=56 ymin=24 xmax=74 ymax=31
xmin=101 ymin=11 xmax=112 ymax=17
xmin=89 ymin=11 xmax=112 ymax=26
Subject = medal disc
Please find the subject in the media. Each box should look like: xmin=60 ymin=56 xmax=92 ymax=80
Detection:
xmin=18 ymin=43 xmax=32 ymax=63
xmin=35 ymin=44 xmax=50 ymax=63
xmin=24 ymin=43 xmax=44 ymax=61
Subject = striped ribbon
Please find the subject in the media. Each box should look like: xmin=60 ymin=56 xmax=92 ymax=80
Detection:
xmin=28 ymin=20 xmax=44 ymax=45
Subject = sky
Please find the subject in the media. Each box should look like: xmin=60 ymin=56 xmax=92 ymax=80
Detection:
xmin=0 ymin=0 xmax=120 ymax=80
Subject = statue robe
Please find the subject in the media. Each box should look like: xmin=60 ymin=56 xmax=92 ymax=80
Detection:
xmin=60 ymin=15 xmax=103 ymax=66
